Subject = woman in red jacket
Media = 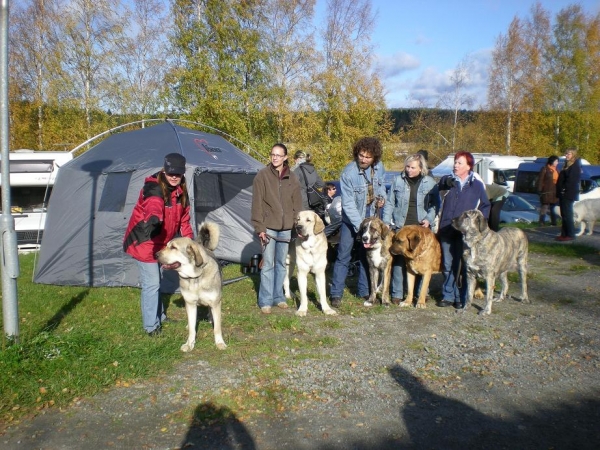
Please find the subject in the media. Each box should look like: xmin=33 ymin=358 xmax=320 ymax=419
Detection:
xmin=123 ymin=153 xmax=193 ymax=336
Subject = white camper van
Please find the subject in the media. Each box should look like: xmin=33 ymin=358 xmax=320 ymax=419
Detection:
xmin=0 ymin=150 xmax=73 ymax=251
xmin=431 ymin=153 xmax=536 ymax=192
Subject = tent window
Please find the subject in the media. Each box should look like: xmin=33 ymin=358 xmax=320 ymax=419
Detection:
xmin=194 ymin=173 xmax=225 ymax=212
xmin=99 ymin=172 xmax=132 ymax=212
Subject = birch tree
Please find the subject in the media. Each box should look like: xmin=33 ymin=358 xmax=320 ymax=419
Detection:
xmin=56 ymin=0 xmax=126 ymax=138
xmin=313 ymin=0 xmax=390 ymax=171
xmin=9 ymin=0 xmax=62 ymax=149
xmin=113 ymin=0 xmax=170 ymax=118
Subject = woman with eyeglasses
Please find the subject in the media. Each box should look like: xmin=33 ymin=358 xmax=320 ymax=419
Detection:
xmin=251 ymin=143 xmax=303 ymax=314
xmin=123 ymin=153 xmax=193 ymax=336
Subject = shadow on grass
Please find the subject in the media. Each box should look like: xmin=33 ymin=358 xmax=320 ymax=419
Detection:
xmin=41 ymin=289 xmax=90 ymax=333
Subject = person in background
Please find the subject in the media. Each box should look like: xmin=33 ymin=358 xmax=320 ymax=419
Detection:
xmin=251 ymin=143 xmax=302 ymax=313
xmin=556 ymin=148 xmax=582 ymax=242
xmin=536 ymin=155 xmax=559 ymax=227
xmin=436 ymin=151 xmax=490 ymax=310
xmin=329 ymin=137 xmax=386 ymax=308
xmin=123 ymin=153 xmax=193 ymax=336
xmin=485 ymin=183 xmax=510 ymax=232
xmin=382 ymin=153 xmax=439 ymax=304
xmin=292 ymin=150 xmax=324 ymax=212
xmin=324 ymin=182 xmax=338 ymax=207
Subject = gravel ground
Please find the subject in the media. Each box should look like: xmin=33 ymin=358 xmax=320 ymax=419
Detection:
xmin=2 ymin=227 xmax=600 ymax=450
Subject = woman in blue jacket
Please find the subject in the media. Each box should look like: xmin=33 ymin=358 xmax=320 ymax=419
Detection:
xmin=437 ymin=151 xmax=490 ymax=309
xmin=382 ymin=153 xmax=439 ymax=304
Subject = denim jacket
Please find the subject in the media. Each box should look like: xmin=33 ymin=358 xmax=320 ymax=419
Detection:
xmin=382 ymin=173 xmax=439 ymax=228
xmin=340 ymin=160 xmax=386 ymax=231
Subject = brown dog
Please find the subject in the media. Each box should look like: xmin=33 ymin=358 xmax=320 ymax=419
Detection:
xmin=390 ymin=225 xmax=442 ymax=308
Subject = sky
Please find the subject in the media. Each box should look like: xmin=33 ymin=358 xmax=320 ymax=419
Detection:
xmin=317 ymin=0 xmax=600 ymax=109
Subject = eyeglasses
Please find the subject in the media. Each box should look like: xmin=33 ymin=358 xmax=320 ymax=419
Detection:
xmin=270 ymin=154 xmax=285 ymax=159
xmin=166 ymin=173 xmax=183 ymax=178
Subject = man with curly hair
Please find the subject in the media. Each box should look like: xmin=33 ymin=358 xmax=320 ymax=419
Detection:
xmin=329 ymin=137 xmax=387 ymax=308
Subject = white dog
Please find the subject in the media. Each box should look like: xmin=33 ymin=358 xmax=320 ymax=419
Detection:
xmin=284 ymin=211 xmax=337 ymax=317
xmin=573 ymin=198 xmax=600 ymax=236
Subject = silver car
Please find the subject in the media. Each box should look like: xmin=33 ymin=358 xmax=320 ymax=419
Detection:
xmin=500 ymin=194 xmax=539 ymax=224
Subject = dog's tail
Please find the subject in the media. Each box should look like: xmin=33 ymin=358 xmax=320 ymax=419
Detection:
xmin=197 ymin=222 xmax=220 ymax=251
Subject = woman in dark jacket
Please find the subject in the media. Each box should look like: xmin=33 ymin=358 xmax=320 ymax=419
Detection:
xmin=436 ymin=151 xmax=490 ymax=309
xmin=123 ymin=153 xmax=193 ymax=336
xmin=292 ymin=150 xmax=325 ymax=214
xmin=251 ymin=143 xmax=303 ymax=313
xmin=536 ymin=155 xmax=559 ymax=226
xmin=556 ymin=148 xmax=582 ymax=241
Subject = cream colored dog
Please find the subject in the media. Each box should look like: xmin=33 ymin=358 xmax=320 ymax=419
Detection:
xmin=156 ymin=222 xmax=227 ymax=351
xmin=284 ymin=211 xmax=337 ymax=317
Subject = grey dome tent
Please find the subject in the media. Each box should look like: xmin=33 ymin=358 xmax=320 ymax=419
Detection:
xmin=34 ymin=121 xmax=265 ymax=287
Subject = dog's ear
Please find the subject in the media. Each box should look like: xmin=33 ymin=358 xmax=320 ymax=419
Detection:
xmin=313 ymin=212 xmax=325 ymax=235
xmin=187 ymin=243 xmax=204 ymax=267
xmin=476 ymin=211 xmax=488 ymax=232
xmin=408 ymin=231 xmax=421 ymax=252
xmin=380 ymin=222 xmax=390 ymax=239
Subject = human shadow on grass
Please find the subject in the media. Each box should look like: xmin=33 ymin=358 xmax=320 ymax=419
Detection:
xmin=181 ymin=402 xmax=256 ymax=450
xmin=41 ymin=289 xmax=89 ymax=332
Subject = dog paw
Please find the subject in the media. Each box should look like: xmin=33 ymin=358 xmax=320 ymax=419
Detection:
xmin=216 ymin=342 xmax=227 ymax=350
xmin=323 ymin=308 xmax=338 ymax=316
xmin=399 ymin=301 xmax=412 ymax=308
xmin=478 ymin=309 xmax=491 ymax=316
xmin=363 ymin=301 xmax=374 ymax=307
xmin=295 ymin=309 xmax=308 ymax=317
xmin=180 ymin=342 xmax=195 ymax=352
xmin=415 ymin=303 xmax=427 ymax=309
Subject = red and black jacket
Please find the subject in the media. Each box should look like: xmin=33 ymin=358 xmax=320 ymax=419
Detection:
xmin=123 ymin=173 xmax=193 ymax=262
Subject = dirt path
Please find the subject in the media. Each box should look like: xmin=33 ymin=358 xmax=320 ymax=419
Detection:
xmin=2 ymin=228 xmax=600 ymax=450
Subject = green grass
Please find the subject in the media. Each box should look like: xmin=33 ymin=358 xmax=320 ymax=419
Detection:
xmin=529 ymin=241 xmax=600 ymax=259
xmin=0 ymin=254 xmax=377 ymax=425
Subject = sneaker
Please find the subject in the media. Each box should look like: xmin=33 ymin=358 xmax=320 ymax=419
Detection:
xmin=276 ymin=302 xmax=289 ymax=309
xmin=391 ymin=297 xmax=402 ymax=305
xmin=147 ymin=328 xmax=162 ymax=337
xmin=260 ymin=306 xmax=272 ymax=314
xmin=330 ymin=297 xmax=342 ymax=308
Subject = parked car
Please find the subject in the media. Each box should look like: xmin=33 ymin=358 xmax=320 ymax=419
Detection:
xmin=499 ymin=194 xmax=539 ymax=225
xmin=515 ymin=157 xmax=600 ymax=210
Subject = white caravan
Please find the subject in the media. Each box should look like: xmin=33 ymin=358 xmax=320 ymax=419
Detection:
xmin=0 ymin=150 xmax=73 ymax=251
xmin=431 ymin=153 xmax=536 ymax=192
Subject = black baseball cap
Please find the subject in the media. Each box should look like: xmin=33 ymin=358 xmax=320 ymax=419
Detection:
xmin=163 ymin=153 xmax=186 ymax=175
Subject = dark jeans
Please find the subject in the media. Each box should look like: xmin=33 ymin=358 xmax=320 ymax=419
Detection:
xmin=559 ymin=198 xmax=575 ymax=238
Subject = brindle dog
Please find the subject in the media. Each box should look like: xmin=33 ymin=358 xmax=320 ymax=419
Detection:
xmin=452 ymin=210 xmax=529 ymax=315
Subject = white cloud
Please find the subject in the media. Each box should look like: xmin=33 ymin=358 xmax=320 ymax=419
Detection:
xmin=381 ymin=48 xmax=493 ymax=109
xmin=375 ymin=52 xmax=420 ymax=78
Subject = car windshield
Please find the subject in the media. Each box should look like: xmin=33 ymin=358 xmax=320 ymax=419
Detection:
xmin=503 ymin=195 xmax=537 ymax=212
